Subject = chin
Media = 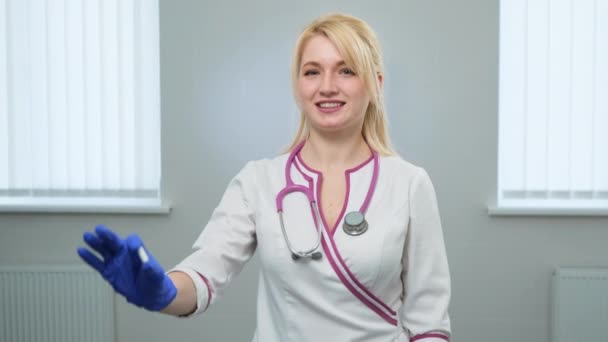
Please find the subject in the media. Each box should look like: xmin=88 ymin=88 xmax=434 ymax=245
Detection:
xmin=309 ymin=122 xmax=353 ymax=135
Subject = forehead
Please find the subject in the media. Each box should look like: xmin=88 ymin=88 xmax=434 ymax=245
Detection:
xmin=300 ymin=34 xmax=344 ymax=66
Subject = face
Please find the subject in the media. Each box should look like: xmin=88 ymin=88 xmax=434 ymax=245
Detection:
xmin=296 ymin=34 xmax=374 ymax=136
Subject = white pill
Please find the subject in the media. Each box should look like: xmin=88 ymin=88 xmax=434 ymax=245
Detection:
xmin=138 ymin=246 xmax=149 ymax=263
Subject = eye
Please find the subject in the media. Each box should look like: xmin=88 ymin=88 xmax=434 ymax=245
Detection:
xmin=340 ymin=68 xmax=356 ymax=76
xmin=303 ymin=69 xmax=319 ymax=76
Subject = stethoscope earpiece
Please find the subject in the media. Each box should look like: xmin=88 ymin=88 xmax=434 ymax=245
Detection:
xmin=292 ymin=251 xmax=322 ymax=261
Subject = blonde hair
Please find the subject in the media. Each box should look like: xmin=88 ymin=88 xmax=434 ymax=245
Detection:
xmin=286 ymin=13 xmax=396 ymax=156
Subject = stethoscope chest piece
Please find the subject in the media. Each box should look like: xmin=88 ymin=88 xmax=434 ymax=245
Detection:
xmin=343 ymin=211 xmax=368 ymax=236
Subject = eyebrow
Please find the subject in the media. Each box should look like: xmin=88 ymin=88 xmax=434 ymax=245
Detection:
xmin=301 ymin=60 xmax=347 ymax=69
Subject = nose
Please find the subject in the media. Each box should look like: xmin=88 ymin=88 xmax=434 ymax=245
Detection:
xmin=319 ymin=73 xmax=338 ymax=97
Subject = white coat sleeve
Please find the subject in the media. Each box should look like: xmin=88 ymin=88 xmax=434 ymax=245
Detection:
xmin=400 ymin=167 xmax=451 ymax=341
xmin=169 ymin=161 xmax=258 ymax=315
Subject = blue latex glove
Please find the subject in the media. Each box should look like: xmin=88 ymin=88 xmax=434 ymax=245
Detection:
xmin=77 ymin=225 xmax=177 ymax=311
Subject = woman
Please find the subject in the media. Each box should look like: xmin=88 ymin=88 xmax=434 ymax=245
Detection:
xmin=78 ymin=13 xmax=451 ymax=341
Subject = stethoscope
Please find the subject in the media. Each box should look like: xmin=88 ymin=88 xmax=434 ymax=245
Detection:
xmin=275 ymin=140 xmax=379 ymax=261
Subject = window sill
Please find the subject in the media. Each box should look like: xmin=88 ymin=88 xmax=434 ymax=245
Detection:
xmin=487 ymin=205 xmax=608 ymax=217
xmin=0 ymin=198 xmax=172 ymax=214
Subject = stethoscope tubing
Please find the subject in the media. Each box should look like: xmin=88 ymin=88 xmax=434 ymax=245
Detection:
xmin=276 ymin=140 xmax=378 ymax=261
xmin=278 ymin=200 xmax=324 ymax=260
xmin=276 ymin=141 xmax=323 ymax=260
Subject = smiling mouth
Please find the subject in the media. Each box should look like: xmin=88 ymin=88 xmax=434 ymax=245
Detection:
xmin=316 ymin=101 xmax=345 ymax=109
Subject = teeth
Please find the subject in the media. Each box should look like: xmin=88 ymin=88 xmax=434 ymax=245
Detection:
xmin=318 ymin=102 xmax=343 ymax=108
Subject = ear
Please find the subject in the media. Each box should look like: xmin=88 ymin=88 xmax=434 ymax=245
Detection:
xmin=377 ymin=73 xmax=383 ymax=88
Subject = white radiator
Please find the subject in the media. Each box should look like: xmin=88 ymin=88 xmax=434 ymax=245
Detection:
xmin=551 ymin=268 xmax=608 ymax=342
xmin=0 ymin=265 xmax=114 ymax=342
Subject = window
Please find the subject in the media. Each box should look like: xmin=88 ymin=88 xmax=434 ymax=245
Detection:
xmin=0 ymin=0 xmax=167 ymax=213
xmin=494 ymin=0 xmax=608 ymax=215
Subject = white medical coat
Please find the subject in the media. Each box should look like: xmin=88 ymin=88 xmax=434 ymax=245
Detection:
xmin=172 ymin=152 xmax=451 ymax=342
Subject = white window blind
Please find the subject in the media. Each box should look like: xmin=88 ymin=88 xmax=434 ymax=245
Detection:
xmin=0 ymin=0 xmax=164 ymax=212
xmin=497 ymin=0 xmax=608 ymax=212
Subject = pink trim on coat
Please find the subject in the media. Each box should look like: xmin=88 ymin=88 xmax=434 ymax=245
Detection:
xmin=410 ymin=333 xmax=450 ymax=341
xmin=294 ymin=153 xmax=398 ymax=325
xmin=196 ymin=272 xmax=213 ymax=312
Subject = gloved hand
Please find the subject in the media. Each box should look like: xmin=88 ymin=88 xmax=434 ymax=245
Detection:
xmin=77 ymin=225 xmax=177 ymax=311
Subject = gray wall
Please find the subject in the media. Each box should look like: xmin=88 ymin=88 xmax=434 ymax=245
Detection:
xmin=1 ymin=0 xmax=607 ymax=341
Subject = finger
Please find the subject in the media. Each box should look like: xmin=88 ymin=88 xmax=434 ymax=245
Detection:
xmin=126 ymin=234 xmax=144 ymax=268
xmin=77 ymin=247 xmax=105 ymax=274
xmin=83 ymin=232 xmax=111 ymax=259
xmin=126 ymin=235 xmax=164 ymax=283
xmin=95 ymin=225 xmax=124 ymax=255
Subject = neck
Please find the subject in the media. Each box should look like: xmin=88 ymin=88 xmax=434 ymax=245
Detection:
xmin=300 ymin=131 xmax=371 ymax=172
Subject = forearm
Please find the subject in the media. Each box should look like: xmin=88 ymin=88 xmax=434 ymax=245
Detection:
xmin=161 ymin=271 xmax=198 ymax=316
